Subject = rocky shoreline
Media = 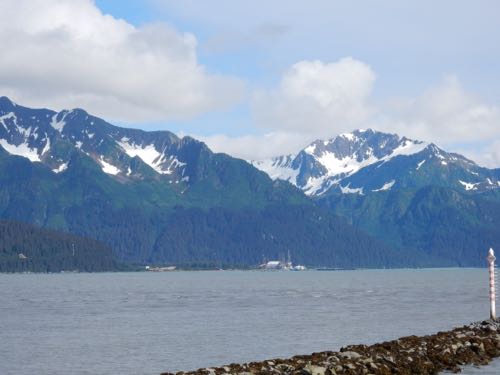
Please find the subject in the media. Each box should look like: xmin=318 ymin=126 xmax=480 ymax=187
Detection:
xmin=162 ymin=319 xmax=500 ymax=375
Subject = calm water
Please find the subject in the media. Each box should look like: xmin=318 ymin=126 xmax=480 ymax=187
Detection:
xmin=1 ymin=269 xmax=499 ymax=375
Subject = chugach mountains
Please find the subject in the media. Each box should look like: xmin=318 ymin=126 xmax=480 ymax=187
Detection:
xmin=0 ymin=96 xmax=499 ymax=271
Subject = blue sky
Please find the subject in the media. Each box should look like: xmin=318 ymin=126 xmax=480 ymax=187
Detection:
xmin=1 ymin=0 xmax=499 ymax=164
xmin=96 ymin=0 xmax=500 ymax=96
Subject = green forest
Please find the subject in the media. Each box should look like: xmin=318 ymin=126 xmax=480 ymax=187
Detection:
xmin=0 ymin=220 xmax=118 ymax=272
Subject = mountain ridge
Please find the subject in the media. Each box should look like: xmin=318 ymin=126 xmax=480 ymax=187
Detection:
xmin=251 ymin=128 xmax=500 ymax=196
xmin=0 ymin=96 xmax=415 ymax=268
xmin=0 ymin=96 xmax=498 ymax=268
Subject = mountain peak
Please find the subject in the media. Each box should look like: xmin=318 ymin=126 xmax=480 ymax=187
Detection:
xmin=340 ymin=128 xmax=375 ymax=138
xmin=252 ymin=129 xmax=428 ymax=195
xmin=0 ymin=98 xmax=194 ymax=181
xmin=0 ymin=96 xmax=16 ymax=110
xmin=252 ymin=129 xmax=498 ymax=196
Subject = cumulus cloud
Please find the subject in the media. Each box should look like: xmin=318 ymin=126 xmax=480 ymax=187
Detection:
xmin=198 ymin=58 xmax=378 ymax=161
xmin=252 ymin=58 xmax=376 ymax=137
xmin=377 ymin=75 xmax=499 ymax=144
xmin=231 ymin=58 xmax=499 ymax=167
xmin=198 ymin=132 xmax=314 ymax=160
xmin=372 ymin=75 xmax=500 ymax=167
xmin=251 ymin=59 xmax=498 ymax=149
xmin=0 ymin=0 xmax=245 ymax=122
xmin=203 ymin=23 xmax=290 ymax=54
xmin=480 ymin=141 xmax=500 ymax=168
xmin=452 ymin=141 xmax=500 ymax=169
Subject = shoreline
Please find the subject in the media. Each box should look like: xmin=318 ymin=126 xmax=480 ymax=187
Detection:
xmin=162 ymin=320 xmax=500 ymax=375
xmin=0 ymin=266 xmax=491 ymax=275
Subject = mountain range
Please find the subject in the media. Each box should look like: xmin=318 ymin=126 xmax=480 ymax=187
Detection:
xmin=0 ymin=96 xmax=409 ymax=269
xmin=251 ymin=129 xmax=500 ymax=196
xmin=0 ymin=96 xmax=498 ymax=269
xmin=252 ymin=130 xmax=500 ymax=266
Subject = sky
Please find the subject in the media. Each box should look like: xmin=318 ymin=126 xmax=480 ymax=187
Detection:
xmin=0 ymin=0 xmax=499 ymax=166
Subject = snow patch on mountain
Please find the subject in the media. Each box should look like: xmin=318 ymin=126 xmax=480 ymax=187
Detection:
xmin=304 ymin=143 xmax=316 ymax=154
xmin=118 ymin=138 xmax=169 ymax=174
xmin=252 ymin=156 xmax=298 ymax=182
xmin=166 ymin=156 xmax=186 ymax=173
xmin=340 ymin=132 xmax=355 ymax=141
xmin=340 ymin=183 xmax=364 ymax=195
xmin=41 ymin=138 xmax=50 ymax=155
xmin=99 ymin=158 xmax=120 ymax=175
xmin=317 ymin=151 xmax=378 ymax=177
xmin=50 ymin=111 xmax=71 ymax=132
xmin=117 ymin=138 xmax=187 ymax=175
xmin=416 ymin=159 xmax=426 ymax=170
xmin=252 ymin=130 xmax=430 ymax=196
xmin=0 ymin=112 xmax=15 ymax=130
xmin=390 ymin=139 xmax=428 ymax=158
xmin=373 ymin=180 xmax=396 ymax=192
xmin=304 ymin=176 xmax=337 ymax=196
xmin=0 ymin=139 xmax=40 ymax=162
xmin=53 ymin=162 xmax=68 ymax=173
xmin=459 ymin=180 xmax=479 ymax=191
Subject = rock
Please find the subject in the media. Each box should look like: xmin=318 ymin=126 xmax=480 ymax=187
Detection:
xmin=162 ymin=319 xmax=500 ymax=375
xmin=326 ymin=356 xmax=339 ymax=363
xmin=383 ymin=355 xmax=395 ymax=364
xmin=304 ymin=364 xmax=326 ymax=375
xmin=339 ymin=351 xmax=361 ymax=360
xmin=368 ymin=362 xmax=378 ymax=370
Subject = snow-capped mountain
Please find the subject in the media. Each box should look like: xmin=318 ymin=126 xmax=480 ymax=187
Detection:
xmin=0 ymin=97 xmax=498 ymax=268
xmin=0 ymin=96 xmax=200 ymax=185
xmin=1 ymin=97 xmax=409 ymax=268
xmin=252 ymin=129 xmax=500 ymax=196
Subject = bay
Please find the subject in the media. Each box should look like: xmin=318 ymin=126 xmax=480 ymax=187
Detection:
xmin=0 ymin=269 xmax=498 ymax=374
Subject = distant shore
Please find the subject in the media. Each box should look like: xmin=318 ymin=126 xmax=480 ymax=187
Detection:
xmin=1 ymin=266 xmax=492 ymax=275
xmin=162 ymin=319 xmax=500 ymax=375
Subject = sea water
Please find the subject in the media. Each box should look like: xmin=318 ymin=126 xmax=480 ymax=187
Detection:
xmin=0 ymin=269 xmax=499 ymax=375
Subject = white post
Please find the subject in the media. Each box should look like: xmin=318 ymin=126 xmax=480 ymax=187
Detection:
xmin=487 ymin=248 xmax=496 ymax=320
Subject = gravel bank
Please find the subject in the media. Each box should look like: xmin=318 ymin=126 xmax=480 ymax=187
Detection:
xmin=161 ymin=319 xmax=500 ymax=375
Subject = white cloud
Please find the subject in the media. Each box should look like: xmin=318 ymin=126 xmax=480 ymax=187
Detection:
xmin=1 ymin=0 xmax=497 ymax=168
xmin=456 ymin=141 xmax=500 ymax=169
xmin=481 ymin=141 xmax=500 ymax=168
xmin=198 ymin=132 xmax=313 ymax=160
xmin=252 ymin=58 xmax=376 ymax=137
xmin=377 ymin=75 xmax=499 ymax=144
xmin=198 ymin=58 xmax=377 ymax=161
xmin=238 ymin=59 xmax=500 ymax=167
xmin=373 ymin=75 xmax=500 ymax=167
xmin=0 ymin=0 xmax=244 ymax=122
